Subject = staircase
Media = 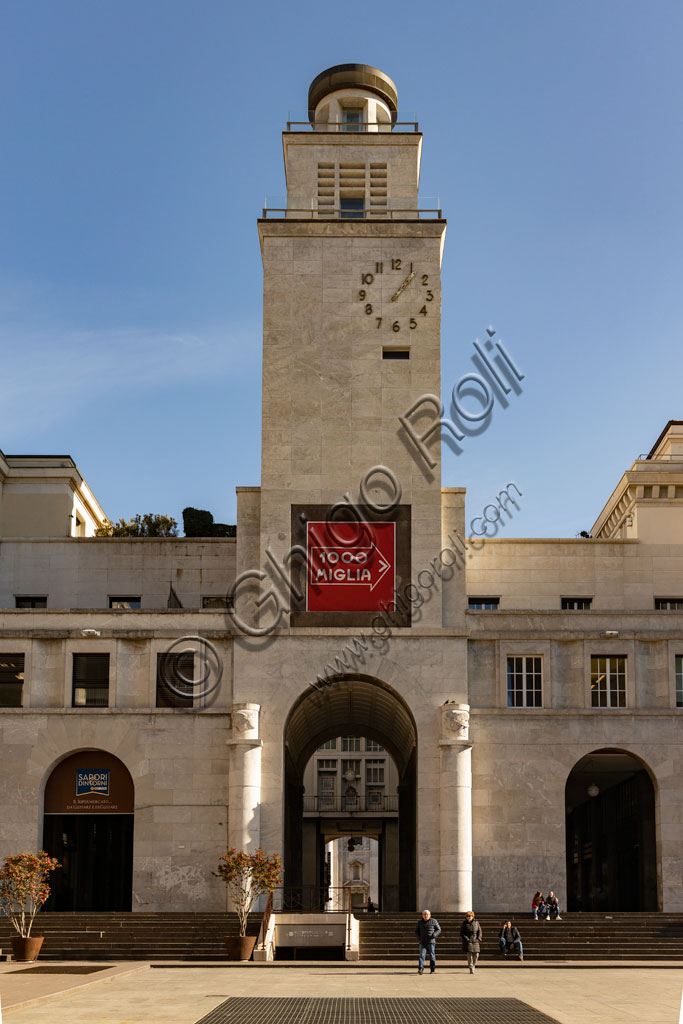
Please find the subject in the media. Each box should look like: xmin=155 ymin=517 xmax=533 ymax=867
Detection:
xmin=359 ymin=912 xmax=683 ymax=961
xmin=2 ymin=911 xmax=683 ymax=961
xmin=0 ymin=913 xmax=260 ymax=961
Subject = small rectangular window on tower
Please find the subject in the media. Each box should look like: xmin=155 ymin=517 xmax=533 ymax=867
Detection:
xmin=468 ymin=597 xmax=500 ymax=610
xmin=382 ymin=348 xmax=410 ymax=360
xmin=340 ymin=197 xmax=364 ymax=219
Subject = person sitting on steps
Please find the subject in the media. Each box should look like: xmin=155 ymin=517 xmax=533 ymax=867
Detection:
xmin=499 ymin=920 xmax=524 ymax=960
xmin=545 ymin=891 xmax=562 ymax=920
xmin=531 ymin=890 xmax=546 ymax=920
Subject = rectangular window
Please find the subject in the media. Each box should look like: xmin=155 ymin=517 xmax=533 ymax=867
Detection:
xmin=318 ymin=739 xmax=337 ymax=750
xmin=72 ymin=653 xmax=109 ymax=708
xmin=382 ymin=349 xmax=410 ymax=360
xmin=506 ymin=656 xmax=542 ymax=707
xmin=341 ymin=109 xmax=363 ymax=132
xmin=340 ymin=197 xmax=364 ymax=219
xmin=561 ymin=597 xmax=592 ymax=610
xmin=15 ymin=596 xmax=47 ymax=609
xmin=201 ymin=596 xmax=231 ymax=610
xmin=109 ymin=596 xmax=141 ymax=609
xmin=365 ymin=759 xmax=385 ymax=785
xmin=676 ymin=656 xmax=683 ymax=708
xmin=341 ymin=737 xmax=361 ymax=752
xmin=468 ymin=597 xmax=499 ymax=610
xmin=0 ymin=654 xmax=24 ymax=707
xmin=655 ymin=598 xmax=683 ymax=610
xmin=365 ymin=739 xmax=384 ymax=752
xmin=367 ymin=788 xmax=384 ymax=809
xmin=156 ymin=652 xmax=194 ymax=708
xmin=317 ymin=759 xmax=337 ymax=771
xmin=590 ymin=655 xmax=626 ymax=708
xmin=317 ymin=771 xmax=336 ymax=809
xmin=342 ymin=759 xmax=361 ymax=777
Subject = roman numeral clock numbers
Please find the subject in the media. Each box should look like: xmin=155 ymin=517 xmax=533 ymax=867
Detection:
xmin=357 ymin=258 xmax=433 ymax=331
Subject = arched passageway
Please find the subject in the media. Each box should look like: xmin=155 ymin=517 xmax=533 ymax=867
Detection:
xmin=284 ymin=675 xmax=417 ymax=911
xmin=43 ymin=750 xmax=134 ymax=912
xmin=565 ymin=748 xmax=657 ymax=912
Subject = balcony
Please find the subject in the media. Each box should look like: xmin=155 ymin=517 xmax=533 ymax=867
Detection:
xmin=286 ymin=120 xmax=419 ymax=133
xmin=303 ymin=794 xmax=398 ymax=815
xmin=262 ymin=197 xmax=442 ymax=221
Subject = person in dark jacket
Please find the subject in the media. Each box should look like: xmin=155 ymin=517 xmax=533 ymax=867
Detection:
xmin=460 ymin=910 xmax=483 ymax=973
xmin=415 ymin=909 xmax=441 ymax=974
xmin=545 ymin=891 xmax=562 ymax=920
xmin=498 ymin=920 xmax=523 ymax=960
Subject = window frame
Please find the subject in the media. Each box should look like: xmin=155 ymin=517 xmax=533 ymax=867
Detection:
xmin=0 ymin=653 xmax=25 ymax=708
xmin=590 ymin=654 xmax=627 ymax=709
xmin=72 ymin=652 xmax=110 ymax=708
xmin=468 ymin=597 xmax=500 ymax=610
xmin=561 ymin=597 xmax=593 ymax=610
xmin=15 ymin=596 xmax=47 ymax=609
xmin=675 ymin=654 xmax=683 ymax=708
xmin=655 ymin=598 xmax=683 ymax=611
xmin=108 ymin=596 xmax=141 ymax=610
xmin=506 ymin=655 xmax=543 ymax=708
xmin=156 ymin=651 xmax=195 ymax=709
xmin=341 ymin=737 xmax=361 ymax=752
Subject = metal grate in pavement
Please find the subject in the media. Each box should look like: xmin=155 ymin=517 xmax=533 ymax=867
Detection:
xmin=195 ymin=998 xmax=562 ymax=1024
xmin=8 ymin=965 xmax=109 ymax=975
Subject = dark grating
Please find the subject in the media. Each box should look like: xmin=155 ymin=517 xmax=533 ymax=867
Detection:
xmin=9 ymin=965 xmax=109 ymax=975
xmin=195 ymin=998 xmax=562 ymax=1024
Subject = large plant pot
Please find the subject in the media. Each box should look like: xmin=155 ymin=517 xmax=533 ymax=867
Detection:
xmin=11 ymin=936 xmax=44 ymax=962
xmin=224 ymin=935 xmax=257 ymax=961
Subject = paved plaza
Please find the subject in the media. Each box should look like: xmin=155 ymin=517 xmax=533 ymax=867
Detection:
xmin=0 ymin=962 xmax=681 ymax=1024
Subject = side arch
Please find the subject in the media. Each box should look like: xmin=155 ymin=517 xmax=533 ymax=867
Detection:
xmin=42 ymin=749 xmax=135 ymax=911
xmin=565 ymin=747 xmax=658 ymax=912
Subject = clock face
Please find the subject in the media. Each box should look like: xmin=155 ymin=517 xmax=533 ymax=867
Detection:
xmin=356 ymin=257 xmax=435 ymax=334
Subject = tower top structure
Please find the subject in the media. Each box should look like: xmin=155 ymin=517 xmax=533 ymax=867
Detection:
xmin=307 ymin=64 xmax=398 ymax=130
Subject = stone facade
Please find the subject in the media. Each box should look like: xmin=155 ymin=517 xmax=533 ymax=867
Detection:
xmin=1 ymin=65 xmax=682 ymax=916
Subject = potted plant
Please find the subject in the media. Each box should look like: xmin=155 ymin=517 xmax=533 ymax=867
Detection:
xmin=0 ymin=851 xmax=61 ymax=961
xmin=214 ymin=847 xmax=282 ymax=960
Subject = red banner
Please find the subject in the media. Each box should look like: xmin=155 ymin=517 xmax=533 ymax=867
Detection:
xmin=306 ymin=521 xmax=395 ymax=612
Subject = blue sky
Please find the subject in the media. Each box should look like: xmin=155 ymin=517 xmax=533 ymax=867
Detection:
xmin=2 ymin=1 xmax=682 ymax=537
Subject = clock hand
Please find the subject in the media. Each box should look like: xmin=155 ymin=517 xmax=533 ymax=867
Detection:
xmin=390 ymin=270 xmax=416 ymax=302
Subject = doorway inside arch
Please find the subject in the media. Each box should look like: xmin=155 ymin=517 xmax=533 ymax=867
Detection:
xmin=42 ymin=750 xmax=134 ymax=912
xmin=565 ymin=749 xmax=657 ymax=911
xmin=284 ymin=677 xmax=417 ymax=911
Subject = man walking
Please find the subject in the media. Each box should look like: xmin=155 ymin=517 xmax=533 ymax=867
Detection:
xmin=416 ymin=909 xmax=441 ymax=974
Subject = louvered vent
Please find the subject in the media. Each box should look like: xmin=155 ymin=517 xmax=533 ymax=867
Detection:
xmin=317 ymin=162 xmax=335 ymax=216
xmin=369 ymin=163 xmax=388 ymax=213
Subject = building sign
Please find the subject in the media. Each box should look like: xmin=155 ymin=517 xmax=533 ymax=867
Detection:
xmin=76 ymin=769 xmax=110 ymax=797
xmin=306 ymin=521 xmax=395 ymax=612
xmin=44 ymin=751 xmax=134 ymax=815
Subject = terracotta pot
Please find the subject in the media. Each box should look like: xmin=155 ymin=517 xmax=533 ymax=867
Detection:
xmin=11 ymin=936 xmax=44 ymax=962
xmin=224 ymin=935 xmax=257 ymax=961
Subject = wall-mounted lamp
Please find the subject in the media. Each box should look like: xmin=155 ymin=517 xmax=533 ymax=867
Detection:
xmin=602 ymin=630 xmax=619 ymax=638
xmin=587 ymin=783 xmax=600 ymax=798
xmin=80 ymin=628 xmax=101 ymax=637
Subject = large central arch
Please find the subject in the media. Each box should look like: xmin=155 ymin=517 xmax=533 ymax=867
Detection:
xmin=284 ymin=674 xmax=417 ymax=911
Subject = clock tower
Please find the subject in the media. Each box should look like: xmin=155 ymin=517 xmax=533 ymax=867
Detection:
xmin=254 ymin=64 xmax=449 ymax=628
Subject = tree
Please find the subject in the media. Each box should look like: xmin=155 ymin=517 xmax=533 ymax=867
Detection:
xmin=213 ymin=848 xmax=283 ymax=936
xmin=95 ymin=514 xmax=178 ymax=537
xmin=0 ymin=851 xmax=61 ymax=937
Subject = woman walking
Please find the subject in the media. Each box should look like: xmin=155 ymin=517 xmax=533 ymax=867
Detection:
xmin=460 ymin=910 xmax=483 ymax=974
